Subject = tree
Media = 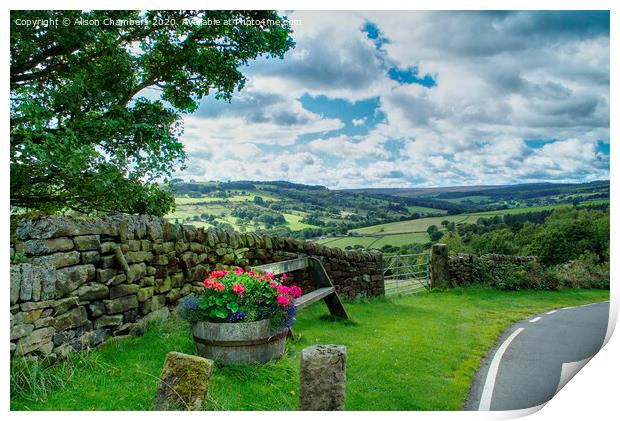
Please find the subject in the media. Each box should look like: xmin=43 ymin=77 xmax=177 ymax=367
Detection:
xmin=11 ymin=10 xmax=294 ymax=215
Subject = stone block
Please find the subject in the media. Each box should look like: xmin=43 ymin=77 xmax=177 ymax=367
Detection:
xmin=15 ymin=327 xmax=55 ymax=355
xmin=155 ymin=276 xmax=172 ymax=293
xmin=106 ymin=274 xmax=127 ymax=286
xmin=137 ymin=287 xmax=154 ymax=302
xmin=34 ymin=317 xmax=55 ymax=329
xmin=73 ymin=235 xmax=101 ymax=251
xmin=20 ymin=299 xmax=54 ymax=312
xmin=141 ymin=295 xmax=166 ymax=315
xmin=139 ymin=276 xmax=156 ymax=287
xmin=10 ymin=265 xmax=21 ymax=305
xmin=36 ymin=264 xmax=57 ymax=300
xmin=53 ymin=296 xmax=79 ymax=315
xmin=141 ymin=240 xmax=151 ymax=252
xmin=100 ymin=241 xmax=117 ymax=254
xmin=20 ymin=264 xmax=34 ymax=301
xmin=109 ymin=284 xmax=140 ymax=299
xmin=54 ymin=307 xmax=88 ymax=331
xmin=127 ymin=263 xmax=147 ymax=283
xmin=299 ymin=345 xmax=347 ymax=411
xmin=101 ymin=254 xmax=117 ymax=268
xmin=72 ymin=283 xmax=109 ymax=301
xmin=81 ymin=251 xmax=101 ymax=265
xmin=94 ymin=314 xmax=124 ymax=329
xmin=154 ymin=351 xmax=213 ymax=410
xmin=166 ymin=288 xmax=181 ymax=302
xmin=126 ymin=251 xmax=153 ymax=264
xmin=105 ymin=295 xmax=138 ymax=314
xmin=18 ymin=237 xmax=74 ymax=255
xmin=32 ymin=251 xmax=80 ymax=268
xmin=11 ymin=324 xmax=34 ymax=341
xmin=55 ymin=264 xmax=96 ymax=297
xmin=88 ymin=301 xmax=106 ymax=318
xmin=154 ymin=255 xmax=169 ymax=266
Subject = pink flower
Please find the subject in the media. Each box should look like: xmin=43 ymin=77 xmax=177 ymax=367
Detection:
xmin=282 ymin=273 xmax=288 ymax=281
xmin=203 ymin=277 xmax=215 ymax=288
xmin=265 ymin=272 xmax=274 ymax=280
xmin=289 ymin=285 xmax=302 ymax=298
xmin=234 ymin=267 xmax=244 ymax=275
xmin=277 ymin=285 xmax=290 ymax=295
xmin=276 ymin=295 xmax=291 ymax=307
xmin=232 ymin=283 xmax=245 ymax=295
xmin=247 ymin=270 xmax=255 ymax=278
xmin=269 ymin=282 xmax=279 ymax=289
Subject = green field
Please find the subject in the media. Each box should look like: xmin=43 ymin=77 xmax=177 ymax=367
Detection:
xmin=317 ymin=232 xmax=429 ymax=249
xmin=354 ymin=204 xmax=569 ymax=236
xmin=315 ymin=204 xmax=577 ymax=250
xmin=11 ymin=288 xmax=609 ymax=410
xmin=283 ymin=213 xmax=319 ymax=230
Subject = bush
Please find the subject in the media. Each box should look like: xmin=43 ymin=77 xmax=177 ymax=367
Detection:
xmin=471 ymin=259 xmax=559 ymax=291
xmin=549 ymin=253 xmax=610 ymax=289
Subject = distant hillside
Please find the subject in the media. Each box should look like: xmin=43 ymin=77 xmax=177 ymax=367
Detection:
xmin=342 ymin=180 xmax=609 ymax=212
xmin=165 ymin=179 xmax=609 ymax=243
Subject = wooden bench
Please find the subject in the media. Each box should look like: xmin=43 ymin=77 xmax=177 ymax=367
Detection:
xmin=251 ymin=256 xmax=349 ymax=320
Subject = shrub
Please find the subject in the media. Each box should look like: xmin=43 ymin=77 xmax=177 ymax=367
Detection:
xmin=550 ymin=253 xmax=610 ymax=289
xmin=177 ymin=268 xmax=302 ymax=329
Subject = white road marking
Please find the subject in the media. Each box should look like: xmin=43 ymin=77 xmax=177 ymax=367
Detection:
xmin=478 ymin=327 xmax=525 ymax=411
xmin=546 ymin=310 xmax=557 ymax=315
xmin=530 ymin=317 xmax=542 ymax=323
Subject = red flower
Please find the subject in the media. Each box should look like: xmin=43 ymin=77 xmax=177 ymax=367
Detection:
xmin=210 ymin=270 xmax=228 ymax=279
xmin=203 ymin=277 xmax=216 ymax=288
xmin=269 ymin=281 xmax=279 ymax=289
xmin=232 ymin=283 xmax=245 ymax=295
xmin=213 ymin=281 xmax=225 ymax=291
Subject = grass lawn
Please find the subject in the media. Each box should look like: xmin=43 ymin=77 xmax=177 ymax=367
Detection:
xmin=11 ymin=287 xmax=609 ymax=411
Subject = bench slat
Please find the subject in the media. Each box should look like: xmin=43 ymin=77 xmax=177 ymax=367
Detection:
xmin=295 ymin=287 xmax=335 ymax=310
xmin=252 ymin=257 xmax=309 ymax=275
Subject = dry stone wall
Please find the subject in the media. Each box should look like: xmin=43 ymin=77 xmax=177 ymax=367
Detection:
xmin=448 ymin=253 xmax=537 ymax=286
xmin=10 ymin=215 xmax=384 ymax=359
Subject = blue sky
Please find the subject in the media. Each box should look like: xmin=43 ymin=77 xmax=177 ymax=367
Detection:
xmin=175 ymin=11 xmax=610 ymax=188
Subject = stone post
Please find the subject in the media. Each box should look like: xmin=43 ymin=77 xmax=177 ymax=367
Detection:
xmin=154 ymin=351 xmax=213 ymax=410
xmin=430 ymin=243 xmax=450 ymax=289
xmin=299 ymin=344 xmax=347 ymax=411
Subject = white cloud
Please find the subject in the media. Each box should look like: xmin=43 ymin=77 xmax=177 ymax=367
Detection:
xmin=175 ymin=11 xmax=609 ymax=188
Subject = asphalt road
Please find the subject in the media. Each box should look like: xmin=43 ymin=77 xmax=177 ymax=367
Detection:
xmin=466 ymin=301 xmax=609 ymax=411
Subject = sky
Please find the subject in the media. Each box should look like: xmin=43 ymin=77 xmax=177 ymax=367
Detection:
xmin=172 ymin=10 xmax=610 ymax=189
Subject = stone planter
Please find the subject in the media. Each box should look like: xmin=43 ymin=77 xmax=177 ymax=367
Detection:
xmin=191 ymin=319 xmax=288 ymax=364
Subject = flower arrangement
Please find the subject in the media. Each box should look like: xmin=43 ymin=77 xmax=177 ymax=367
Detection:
xmin=178 ymin=267 xmax=302 ymax=328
